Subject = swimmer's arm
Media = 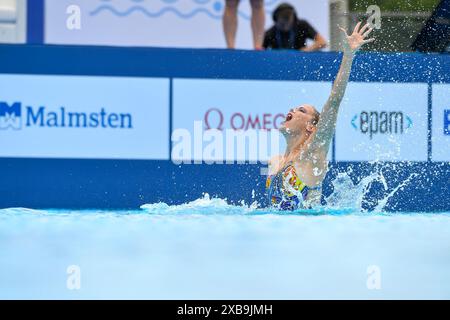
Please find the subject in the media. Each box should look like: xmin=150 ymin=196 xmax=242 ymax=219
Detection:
xmin=309 ymin=22 xmax=374 ymax=153
xmin=309 ymin=53 xmax=353 ymax=153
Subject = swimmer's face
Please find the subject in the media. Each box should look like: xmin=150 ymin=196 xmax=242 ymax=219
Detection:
xmin=280 ymin=104 xmax=320 ymax=137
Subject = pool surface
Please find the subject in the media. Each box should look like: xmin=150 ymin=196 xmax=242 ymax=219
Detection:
xmin=1 ymin=195 xmax=449 ymax=299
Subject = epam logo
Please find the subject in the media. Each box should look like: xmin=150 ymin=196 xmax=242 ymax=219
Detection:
xmin=0 ymin=102 xmax=21 ymax=129
xmin=351 ymin=111 xmax=413 ymax=139
xmin=444 ymin=109 xmax=450 ymax=136
xmin=0 ymin=101 xmax=133 ymax=130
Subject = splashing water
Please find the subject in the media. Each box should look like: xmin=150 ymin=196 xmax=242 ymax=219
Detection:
xmin=140 ymin=193 xmax=357 ymax=216
xmin=323 ymin=163 xmax=424 ymax=213
xmin=373 ymin=172 xmax=419 ymax=212
xmin=140 ymin=193 xmax=259 ymax=215
xmin=138 ymin=166 xmax=419 ymax=215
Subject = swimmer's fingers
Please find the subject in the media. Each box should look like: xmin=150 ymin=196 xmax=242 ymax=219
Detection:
xmin=362 ymin=27 xmax=374 ymax=39
xmin=363 ymin=38 xmax=375 ymax=44
xmin=352 ymin=21 xmax=362 ymax=34
xmin=359 ymin=23 xmax=371 ymax=35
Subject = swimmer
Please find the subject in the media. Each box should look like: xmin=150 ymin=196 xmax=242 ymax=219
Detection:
xmin=266 ymin=22 xmax=375 ymax=210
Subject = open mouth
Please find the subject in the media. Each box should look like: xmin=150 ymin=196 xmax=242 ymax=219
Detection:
xmin=285 ymin=112 xmax=293 ymax=122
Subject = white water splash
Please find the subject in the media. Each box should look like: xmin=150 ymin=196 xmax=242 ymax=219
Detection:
xmin=373 ymin=172 xmax=419 ymax=212
xmin=325 ymin=166 xmax=418 ymax=212
xmin=325 ymin=170 xmax=371 ymax=210
xmin=139 ymin=167 xmax=420 ymax=215
xmin=140 ymin=193 xmax=259 ymax=215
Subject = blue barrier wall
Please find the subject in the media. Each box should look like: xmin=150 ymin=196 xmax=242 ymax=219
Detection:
xmin=0 ymin=45 xmax=449 ymax=211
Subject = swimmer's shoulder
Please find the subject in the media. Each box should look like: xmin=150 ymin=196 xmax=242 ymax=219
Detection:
xmin=268 ymin=155 xmax=283 ymax=175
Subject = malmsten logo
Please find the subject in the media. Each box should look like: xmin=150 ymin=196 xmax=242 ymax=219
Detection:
xmin=0 ymin=102 xmax=133 ymax=130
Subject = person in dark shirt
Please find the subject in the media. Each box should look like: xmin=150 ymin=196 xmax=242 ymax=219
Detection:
xmin=263 ymin=3 xmax=327 ymax=51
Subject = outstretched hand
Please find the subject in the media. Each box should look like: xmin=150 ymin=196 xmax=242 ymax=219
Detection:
xmin=339 ymin=22 xmax=375 ymax=55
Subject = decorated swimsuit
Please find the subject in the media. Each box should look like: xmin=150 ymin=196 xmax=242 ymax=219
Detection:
xmin=266 ymin=162 xmax=322 ymax=211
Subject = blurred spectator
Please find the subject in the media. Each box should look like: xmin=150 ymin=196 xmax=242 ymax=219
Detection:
xmin=223 ymin=0 xmax=265 ymax=49
xmin=263 ymin=3 xmax=327 ymax=51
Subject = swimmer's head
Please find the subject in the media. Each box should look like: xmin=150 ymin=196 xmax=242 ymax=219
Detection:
xmin=280 ymin=104 xmax=320 ymax=137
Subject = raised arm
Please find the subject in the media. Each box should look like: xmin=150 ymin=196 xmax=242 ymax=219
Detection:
xmin=309 ymin=22 xmax=374 ymax=153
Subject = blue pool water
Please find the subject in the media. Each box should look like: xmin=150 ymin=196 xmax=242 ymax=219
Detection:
xmin=1 ymin=194 xmax=450 ymax=300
